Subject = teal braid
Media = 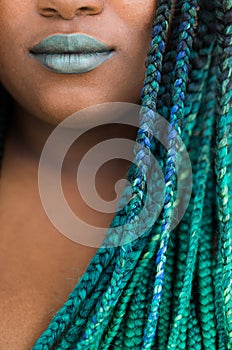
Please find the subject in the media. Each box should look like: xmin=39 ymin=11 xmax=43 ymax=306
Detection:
xmin=166 ymin=32 xmax=217 ymax=348
xmin=187 ymin=295 xmax=202 ymax=349
xmin=166 ymin=1 xmax=216 ymax=335
xmin=213 ymin=237 xmax=228 ymax=349
xmin=156 ymin=228 xmax=177 ymax=349
xmin=122 ymin=243 xmax=159 ymax=349
xmin=214 ymin=0 xmax=232 ymax=347
xmin=140 ymin=0 xmax=174 ymax=110
xmin=100 ymin=263 xmax=145 ymax=348
xmin=141 ymin=2 xmax=198 ymax=348
xmin=195 ymin=69 xmax=217 ymax=349
xmin=72 ymin=249 xmax=143 ymax=349
xmin=170 ymin=50 xmax=217 ymax=349
xmin=153 ymin=12 xmax=215 ymax=341
xmin=131 ymin=0 xmax=174 ymax=224
xmin=197 ymin=184 xmax=217 ymax=349
xmin=181 ymin=2 xmax=216 ymax=146
xmin=98 ymin=258 xmax=146 ymax=348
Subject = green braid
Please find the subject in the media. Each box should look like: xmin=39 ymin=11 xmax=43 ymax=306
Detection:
xmin=141 ymin=2 xmax=198 ymax=348
xmin=214 ymin=0 xmax=232 ymax=347
xmin=187 ymin=294 xmax=202 ymax=349
xmin=166 ymin=43 xmax=215 ymax=350
xmin=196 ymin=66 xmax=217 ymax=350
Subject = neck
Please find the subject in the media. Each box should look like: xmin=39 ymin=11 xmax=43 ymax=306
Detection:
xmin=1 ymin=101 xmax=137 ymax=242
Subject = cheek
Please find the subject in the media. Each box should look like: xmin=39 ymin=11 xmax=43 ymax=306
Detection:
xmin=111 ymin=0 xmax=157 ymax=31
xmin=109 ymin=0 xmax=156 ymax=83
xmin=0 ymin=2 xmax=30 ymax=40
xmin=0 ymin=9 xmax=28 ymax=83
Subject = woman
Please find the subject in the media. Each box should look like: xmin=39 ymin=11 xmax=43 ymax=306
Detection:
xmin=0 ymin=0 xmax=231 ymax=349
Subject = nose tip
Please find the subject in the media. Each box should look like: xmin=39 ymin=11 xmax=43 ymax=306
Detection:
xmin=37 ymin=0 xmax=105 ymax=20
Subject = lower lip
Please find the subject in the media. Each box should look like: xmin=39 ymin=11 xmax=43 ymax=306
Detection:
xmin=30 ymin=51 xmax=115 ymax=74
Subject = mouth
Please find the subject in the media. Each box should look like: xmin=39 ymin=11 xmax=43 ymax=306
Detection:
xmin=29 ymin=33 xmax=115 ymax=74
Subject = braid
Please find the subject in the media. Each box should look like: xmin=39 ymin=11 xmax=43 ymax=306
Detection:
xmin=214 ymin=0 xmax=232 ymax=347
xmin=156 ymin=227 xmax=177 ymax=349
xmin=187 ymin=295 xmax=202 ymax=349
xmin=195 ymin=69 xmax=217 ymax=349
xmin=141 ymin=2 xmax=198 ymax=348
xmin=0 ymin=0 xmax=231 ymax=349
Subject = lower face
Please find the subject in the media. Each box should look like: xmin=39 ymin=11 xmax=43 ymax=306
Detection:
xmin=0 ymin=0 xmax=157 ymax=125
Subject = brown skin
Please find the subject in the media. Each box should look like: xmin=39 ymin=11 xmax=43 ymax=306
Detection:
xmin=0 ymin=0 xmax=156 ymax=124
xmin=0 ymin=0 xmax=158 ymax=348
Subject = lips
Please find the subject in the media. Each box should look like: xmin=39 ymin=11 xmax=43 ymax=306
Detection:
xmin=30 ymin=33 xmax=114 ymax=54
xmin=29 ymin=33 xmax=115 ymax=74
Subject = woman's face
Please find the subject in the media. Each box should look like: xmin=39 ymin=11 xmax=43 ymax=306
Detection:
xmin=0 ymin=0 xmax=157 ymax=125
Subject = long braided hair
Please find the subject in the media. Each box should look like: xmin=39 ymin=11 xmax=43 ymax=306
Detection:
xmin=0 ymin=0 xmax=232 ymax=348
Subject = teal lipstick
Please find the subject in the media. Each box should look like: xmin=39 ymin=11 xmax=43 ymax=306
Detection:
xmin=29 ymin=34 xmax=115 ymax=74
xmin=31 ymin=51 xmax=114 ymax=74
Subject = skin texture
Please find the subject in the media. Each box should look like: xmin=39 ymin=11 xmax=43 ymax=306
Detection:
xmin=0 ymin=0 xmax=157 ymax=348
xmin=0 ymin=0 xmax=156 ymax=124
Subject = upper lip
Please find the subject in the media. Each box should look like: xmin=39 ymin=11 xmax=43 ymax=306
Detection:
xmin=30 ymin=33 xmax=114 ymax=54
